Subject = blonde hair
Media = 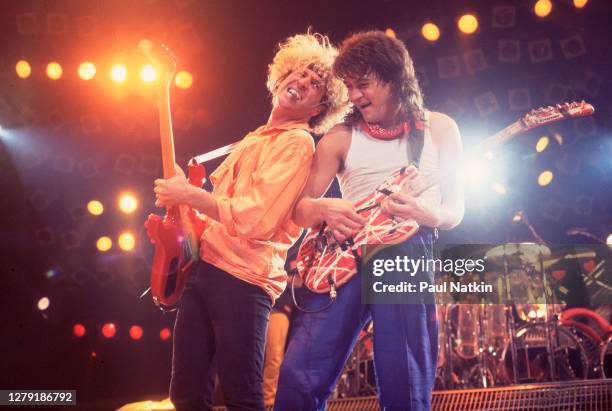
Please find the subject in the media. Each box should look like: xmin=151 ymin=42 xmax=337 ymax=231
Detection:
xmin=267 ymin=32 xmax=350 ymax=134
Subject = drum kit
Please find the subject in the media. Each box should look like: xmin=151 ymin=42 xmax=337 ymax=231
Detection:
xmin=434 ymin=243 xmax=611 ymax=389
xmin=334 ymin=242 xmax=611 ymax=396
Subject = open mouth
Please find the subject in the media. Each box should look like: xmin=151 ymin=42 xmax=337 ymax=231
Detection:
xmin=287 ymin=87 xmax=301 ymax=101
xmin=359 ymin=102 xmax=371 ymax=110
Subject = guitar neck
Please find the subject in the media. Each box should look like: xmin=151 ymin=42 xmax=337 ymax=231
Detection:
xmin=478 ymin=120 xmax=526 ymax=152
xmin=158 ymin=86 xmax=176 ymax=179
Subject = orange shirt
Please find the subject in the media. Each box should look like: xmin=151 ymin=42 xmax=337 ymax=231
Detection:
xmin=199 ymin=121 xmax=314 ymax=302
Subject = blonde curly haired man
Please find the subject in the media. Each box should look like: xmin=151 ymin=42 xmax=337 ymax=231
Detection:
xmin=154 ymin=32 xmax=350 ymax=410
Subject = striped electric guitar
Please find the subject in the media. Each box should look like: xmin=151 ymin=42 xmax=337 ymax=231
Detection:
xmin=141 ymin=41 xmax=206 ymax=310
xmin=296 ymin=102 xmax=595 ymax=295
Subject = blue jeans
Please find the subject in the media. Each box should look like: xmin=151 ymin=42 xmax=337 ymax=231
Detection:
xmin=170 ymin=260 xmax=272 ymax=411
xmin=275 ymin=233 xmax=438 ymax=411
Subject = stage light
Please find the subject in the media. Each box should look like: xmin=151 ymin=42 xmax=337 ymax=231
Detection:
xmin=512 ymin=211 xmax=523 ymax=222
xmin=118 ymin=193 xmax=138 ymax=213
xmin=110 ymin=64 xmax=127 ymax=83
xmin=421 ymin=23 xmax=440 ymax=42
xmin=140 ymin=64 xmax=157 ymax=82
xmin=118 ymin=232 xmax=136 ymax=251
xmin=492 ymin=183 xmax=506 ymax=194
xmin=78 ymin=62 xmax=96 ymax=80
xmin=101 ymin=322 xmax=117 ymax=338
xmin=385 ymin=28 xmax=396 ymax=39
xmin=73 ymin=323 xmax=86 ymax=338
xmin=535 ymin=0 xmax=553 ymax=17
xmin=37 ymin=297 xmax=50 ymax=311
xmin=536 ymin=136 xmax=549 ymax=153
xmin=96 ymin=236 xmax=112 ymax=252
xmin=129 ymin=325 xmax=143 ymax=340
xmin=87 ymin=200 xmax=104 ymax=215
xmin=16 ymin=60 xmax=31 ymax=79
xmin=458 ymin=14 xmax=478 ymax=34
xmin=175 ymin=71 xmax=193 ymax=89
xmin=46 ymin=62 xmax=63 ymax=80
xmin=45 ymin=268 xmax=59 ymax=279
xmin=160 ymin=328 xmax=171 ymax=341
xmin=606 ymin=233 xmax=612 ymax=246
xmin=538 ymin=170 xmax=554 ymax=186
xmin=573 ymin=0 xmax=588 ymax=8
xmin=462 ymin=161 xmax=486 ymax=185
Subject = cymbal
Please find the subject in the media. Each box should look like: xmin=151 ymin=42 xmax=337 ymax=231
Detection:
xmin=485 ymin=243 xmax=551 ymax=267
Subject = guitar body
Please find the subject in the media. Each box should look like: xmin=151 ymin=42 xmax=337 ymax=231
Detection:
xmin=296 ymin=101 xmax=595 ymax=294
xmin=297 ymin=165 xmax=420 ymax=293
xmin=145 ymin=163 xmax=206 ymax=308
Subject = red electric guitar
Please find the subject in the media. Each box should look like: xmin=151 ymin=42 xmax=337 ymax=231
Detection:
xmin=296 ymin=102 xmax=595 ymax=295
xmin=141 ymin=40 xmax=206 ymax=309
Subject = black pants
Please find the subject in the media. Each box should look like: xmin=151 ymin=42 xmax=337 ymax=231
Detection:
xmin=170 ymin=260 xmax=272 ymax=411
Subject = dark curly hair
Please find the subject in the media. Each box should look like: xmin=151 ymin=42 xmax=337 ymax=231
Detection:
xmin=333 ymin=31 xmax=425 ymax=125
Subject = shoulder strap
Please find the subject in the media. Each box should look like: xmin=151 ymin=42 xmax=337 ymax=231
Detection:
xmin=408 ymin=119 xmax=425 ymax=169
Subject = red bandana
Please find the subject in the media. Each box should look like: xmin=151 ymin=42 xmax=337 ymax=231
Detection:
xmin=359 ymin=119 xmax=410 ymax=140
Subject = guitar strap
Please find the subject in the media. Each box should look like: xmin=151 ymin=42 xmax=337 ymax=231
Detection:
xmin=407 ymin=117 xmax=425 ymax=169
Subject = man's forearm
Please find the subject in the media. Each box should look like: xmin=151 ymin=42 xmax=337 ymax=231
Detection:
xmin=293 ymin=197 xmax=324 ymax=228
xmin=185 ymin=184 xmax=220 ymax=221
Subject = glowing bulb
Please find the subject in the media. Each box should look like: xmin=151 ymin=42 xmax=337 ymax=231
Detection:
xmin=118 ymin=232 xmax=136 ymax=251
xmin=118 ymin=193 xmax=138 ymax=213
xmin=458 ymin=14 xmax=478 ymax=34
xmin=46 ymin=62 xmax=63 ymax=80
xmin=78 ymin=62 xmax=96 ymax=80
xmin=87 ymin=200 xmax=104 ymax=215
xmin=160 ymin=328 xmax=171 ymax=340
xmin=129 ymin=325 xmax=144 ymax=340
xmin=96 ymin=236 xmax=112 ymax=252
xmin=573 ymin=0 xmax=588 ymax=8
xmin=385 ymin=28 xmax=397 ymax=39
xmin=16 ymin=60 xmax=31 ymax=79
xmin=421 ymin=23 xmax=440 ymax=42
xmin=73 ymin=323 xmax=86 ymax=337
xmin=102 ymin=322 xmax=117 ymax=338
xmin=175 ymin=71 xmax=193 ymax=89
xmin=110 ymin=64 xmax=127 ymax=82
xmin=38 ymin=297 xmax=50 ymax=311
xmin=535 ymin=0 xmax=553 ymax=17
xmin=538 ymin=170 xmax=554 ymax=186
xmin=536 ymin=136 xmax=549 ymax=153
xmin=140 ymin=64 xmax=157 ymax=82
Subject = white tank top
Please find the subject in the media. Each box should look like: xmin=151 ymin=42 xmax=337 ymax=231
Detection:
xmin=337 ymin=111 xmax=441 ymax=208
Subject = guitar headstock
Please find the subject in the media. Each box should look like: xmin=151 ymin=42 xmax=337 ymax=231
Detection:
xmin=522 ymin=101 xmax=595 ymax=129
xmin=138 ymin=39 xmax=178 ymax=85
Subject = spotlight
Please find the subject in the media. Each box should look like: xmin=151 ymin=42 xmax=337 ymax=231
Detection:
xmin=538 ymin=170 xmax=554 ymax=186
xmin=492 ymin=183 xmax=506 ymax=194
xmin=96 ymin=236 xmax=112 ymax=252
xmin=73 ymin=323 xmax=86 ymax=338
xmin=87 ymin=200 xmax=104 ymax=215
xmin=129 ymin=325 xmax=143 ymax=340
xmin=140 ymin=64 xmax=157 ymax=82
xmin=110 ymin=64 xmax=127 ymax=83
xmin=175 ymin=71 xmax=193 ymax=89
xmin=421 ymin=23 xmax=440 ymax=42
xmin=512 ymin=211 xmax=523 ymax=222
xmin=37 ymin=297 xmax=50 ymax=311
xmin=78 ymin=62 xmax=96 ymax=80
xmin=534 ymin=0 xmax=553 ymax=17
xmin=573 ymin=0 xmax=588 ymax=8
xmin=385 ymin=28 xmax=397 ymax=39
xmin=101 ymin=322 xmax=117 ymax=338
xmin=118 ymin=193 xmax=138 ymax=213
xmin=46 ymin=62 xmax=63 ymax=80
xmin=160 ymin=328 xmax=171 ymax=341
xmin=536 ymin=136 xmax=549 ymax=153
xmin=16 ymin=60 xmax=31 ymax=79
xmin=458 ymin=14 xmax=478 ymax=34
xmin=118 ymin=232 xmax=136 ymax=251
xmin=606 ymin=233 xmax=612 ymax=246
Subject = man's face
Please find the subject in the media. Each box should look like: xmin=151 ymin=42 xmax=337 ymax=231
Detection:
xmin=344 ymin=73 xmax=397 ymax=126
xmin=274 ymin=66 xmax=327 ymax=121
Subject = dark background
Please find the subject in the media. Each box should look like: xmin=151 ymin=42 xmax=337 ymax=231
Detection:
xmin=1 ymin=0 xmax=610 ymax=408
